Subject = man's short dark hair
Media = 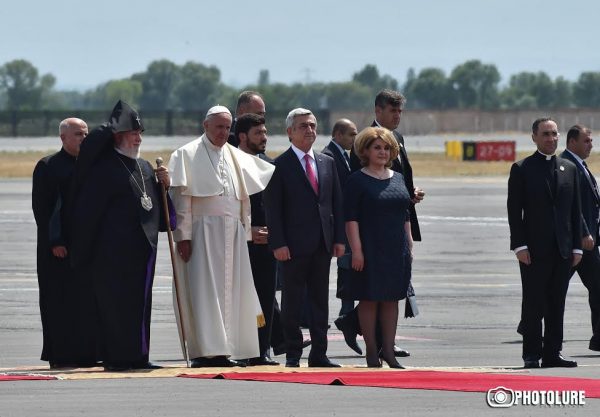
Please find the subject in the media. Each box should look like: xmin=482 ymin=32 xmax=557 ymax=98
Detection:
xmin=234 ymin=113 xmax=265 ymax=142
xmin=566 ymin=124 xmax=591 ymax=143
xmin=375 ymin=89 xmax=406 ymax=109
xmin=236 ymin=91 xmax=262 ymax=113
xmin=532 ymin=117 xmax=555 ymax=134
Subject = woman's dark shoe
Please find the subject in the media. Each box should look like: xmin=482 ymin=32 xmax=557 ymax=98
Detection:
xmin=382 ymin=356 xmax=404 ymax=369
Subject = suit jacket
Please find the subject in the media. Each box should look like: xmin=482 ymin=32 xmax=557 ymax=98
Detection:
xmin=507 ymin=151 xmax=582 ymax=259
xmin=560 ymin=150 xmax=600 ymax=245
xmin=264 ymin=147 xmax=345 ymax=258
xmin=349 ymin=121 xmax=421 ymax=241
xmin=321 ymin=141 xmax=351 ymax=187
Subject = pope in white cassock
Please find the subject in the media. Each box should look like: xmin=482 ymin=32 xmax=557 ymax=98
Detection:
xmin=168 ymin=105 xmax=275 ymax=367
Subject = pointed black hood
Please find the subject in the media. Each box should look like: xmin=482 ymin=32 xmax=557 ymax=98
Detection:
xmin=109 ymin=100 xmax=144 ymax=133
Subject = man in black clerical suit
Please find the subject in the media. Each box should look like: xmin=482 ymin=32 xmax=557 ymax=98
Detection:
xmin=32 ymin=117 xmax=94 ymax=368
xmin=235 ymin=113 xmax=279 ymax=366
xmin=560 ymin=125 xmax=600 ymax=352
xmin=264 ymin=108 xmax=345 ymax=368
xmin=70 ymin=101 xmax=172 ymax=372
xmin=337 ymin=89 xmax=424 ymax=357
xmin=321 ymin=119 xmax=360 ymax=351
xmin=508 ymin=117 xmax=582 ymax=369
xmin=227 ymin=91 xmax=266 ymax=147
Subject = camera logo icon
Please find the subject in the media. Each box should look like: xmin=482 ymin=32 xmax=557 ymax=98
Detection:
xmin=487 ymin=386 xmax=515 ymax=408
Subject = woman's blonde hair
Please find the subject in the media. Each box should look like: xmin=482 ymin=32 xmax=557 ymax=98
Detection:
xmin=353 ymin=127 xmax=399 ymax=167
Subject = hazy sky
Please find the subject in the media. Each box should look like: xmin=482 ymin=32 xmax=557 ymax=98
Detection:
xmin=2 ymin=0 xmax=598 ymax=90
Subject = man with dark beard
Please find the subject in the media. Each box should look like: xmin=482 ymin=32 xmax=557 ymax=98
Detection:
xmin=235 ymin=113 xmax=279 ymax=365
xmin=70 ymin=101 xmax=172 ymax=371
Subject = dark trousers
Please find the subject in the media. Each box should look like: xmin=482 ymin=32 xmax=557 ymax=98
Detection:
xmin=281 ymin=242 xmax=331 ymax=361
xmin=520 ymin=246 xmax=571 ymax=360
xmin=248 ymin=242 xmax=277 ymax=357
xmin=336 ymin=246 xmax=355 ymax=316
xmin=572 ymin=247 xmax=600 ymax=343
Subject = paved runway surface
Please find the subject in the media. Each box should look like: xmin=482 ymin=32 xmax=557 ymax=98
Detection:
xmin=1 ymin=177 xmax=599 ymax=416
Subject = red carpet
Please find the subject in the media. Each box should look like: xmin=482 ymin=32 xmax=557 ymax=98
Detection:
xmin=179 ymin=370 xmax=600 ymax=397
xmin=0 ymin=374 xmax=57 ymax=381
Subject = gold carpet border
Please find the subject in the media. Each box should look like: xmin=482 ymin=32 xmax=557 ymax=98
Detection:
xmin=1 ymin=364 xmax=528 ymax=381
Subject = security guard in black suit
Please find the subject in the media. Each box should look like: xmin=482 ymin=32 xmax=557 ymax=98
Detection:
xmin=561 ymin=125 xmax=600 ymax=352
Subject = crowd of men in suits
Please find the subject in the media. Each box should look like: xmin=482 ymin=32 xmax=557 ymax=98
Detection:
xmin=32 ymin=88 xmax=600 ymax=371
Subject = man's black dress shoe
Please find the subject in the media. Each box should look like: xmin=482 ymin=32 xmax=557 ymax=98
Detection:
xmin=104 ymin=363 xmax=131 ymax=372
xmin=523 ymin=360 xmax=539 ymax=369
xmin=589 ymin=339 xmax=600 ymax=352
xmin=285 ymin=358 xmax=300 ymax=367
xmin=246 ymin=356 xmax=279 ymax=366
xmin=393 ymin=345 xmax=410 ymax=357
xmin=307 ymin=357 xmax=341 ymax=368
xmin=334 ymin=317 xmax=363 ymax=355
xmin=49 ymin=362 xmax=78 ymax=369
xmin=541 ymin=355 xmax=577 ymax=368
xmin=190 ymin=356 xmax=246 ymax=368
xmin=131 ymin=361 xmax=162 ymax=370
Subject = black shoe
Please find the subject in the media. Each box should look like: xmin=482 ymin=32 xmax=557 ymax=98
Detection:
xmin=541 ymin=355 xmax=577 ymax=368
xmin=285 ymin=358 xmax=300 ymax=367
xmin=589 ymin=339 xmax=600 ymax=352
xmin=49 ymin=362 xmax=78 ymax=369
xmin=210 ymin=356 xmax=246 ymax=367
xmin=523 ymin=360 xmax=539 ymax=369
xmin=381 ymin=355 xmax=404 ymax=369
xmin=308 ymin=357 xmax=341 ymax=368
xmin=190 ymin=356 xmax=246 ymax=368
xmin=393 ymin=345 xmax=410 ymax=357
xmin=379 ymin=346 xmax=410 ymax=358
xmin=104 ymin=363 xmax=131 ymax=372
xmin=131 ymin=361 xmax=162 ymax=370
xmin=334 ymin=316 xmax=363 ymax=355
xmin=246 ymin=356 xmax=279 ymax=366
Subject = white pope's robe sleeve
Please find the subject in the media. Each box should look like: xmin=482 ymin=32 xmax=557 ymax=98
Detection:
xmin=170 ymin=186 xmax=192 ymax=241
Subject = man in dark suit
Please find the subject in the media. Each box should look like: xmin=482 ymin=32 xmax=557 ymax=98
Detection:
xmin=560 ymin=125 xmax=600 ymax=352
xmin=235 ymin=113 xmax=279 ymax=366
xmin=337 ymin=89 xmax=424 ymax=357
xmin=264 ymin=108 xmax=346 ymax=367
xmin=508 ymin=117 xmax=582 ymax=369
xmin=227 ymin=91 xmax=266 ymax=147
xmin=321 ymin=119 xmax=362 ymax=355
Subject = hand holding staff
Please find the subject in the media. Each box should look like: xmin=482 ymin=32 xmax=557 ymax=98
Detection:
xmin=156 ymin=157 xmax=190 ymax=367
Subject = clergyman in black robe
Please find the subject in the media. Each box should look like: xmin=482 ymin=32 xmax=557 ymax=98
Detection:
xmin=70 ymin=101 xmax=174 ymax=371
xmin=32 ymin=117 xmax=97 ymax=368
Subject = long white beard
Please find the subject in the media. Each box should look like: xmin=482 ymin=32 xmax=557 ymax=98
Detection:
xmin=116 ymin=146 xmax=140 ymax=159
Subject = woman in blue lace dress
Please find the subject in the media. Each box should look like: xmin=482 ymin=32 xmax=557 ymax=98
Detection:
xmin=344 ymin=127 xmax=413 ymax=368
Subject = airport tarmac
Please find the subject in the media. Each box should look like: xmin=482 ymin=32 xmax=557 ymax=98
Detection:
xmin=0 ymin=177 xmax=599 ymax=416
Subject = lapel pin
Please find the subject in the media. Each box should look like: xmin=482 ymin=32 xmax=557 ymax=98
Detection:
xmin=559 ymin=165 xmax=565 ymax=171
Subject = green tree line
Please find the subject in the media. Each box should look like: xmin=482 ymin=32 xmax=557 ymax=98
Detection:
xmin=1 ymin=58 xmax=599 ymax=112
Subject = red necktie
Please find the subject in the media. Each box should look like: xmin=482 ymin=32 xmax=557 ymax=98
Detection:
xmin=304 ymin=154 xmax=319 ymax=195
